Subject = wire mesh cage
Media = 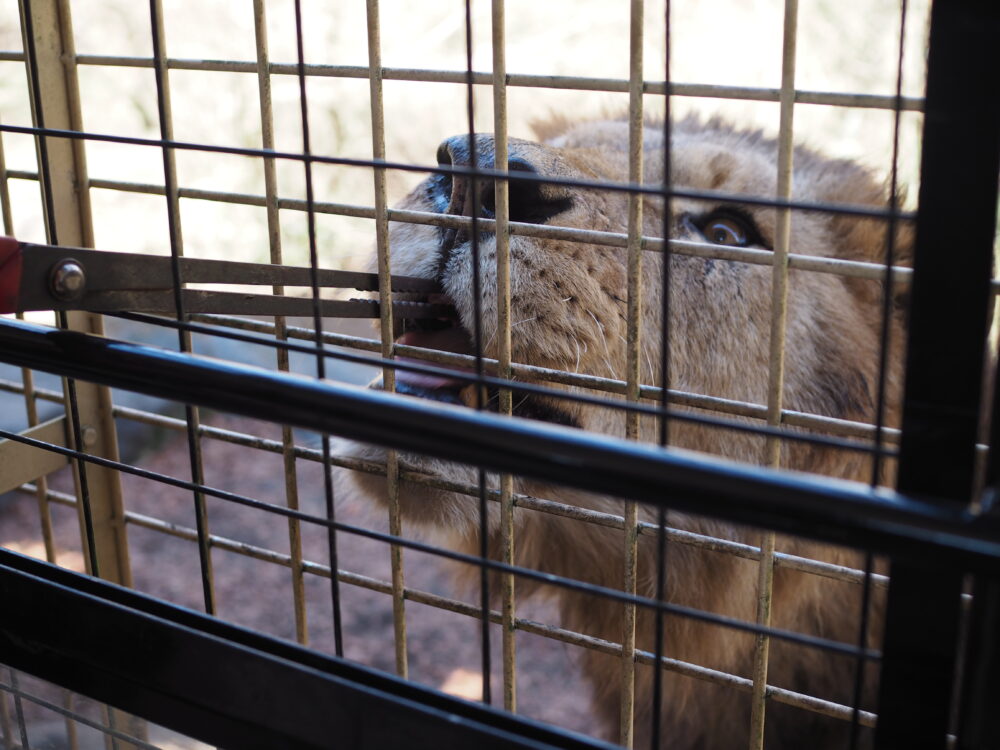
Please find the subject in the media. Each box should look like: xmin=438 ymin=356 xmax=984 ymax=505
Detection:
xmin=1 ymin=1 xmax=998 ymax=749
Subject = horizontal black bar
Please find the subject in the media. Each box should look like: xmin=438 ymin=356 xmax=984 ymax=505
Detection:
xmin=0 ymin=317 xmax=998 ymax=573
xmin=0 ymin=549 xmax=609 ymax=750
xmin=0 ymin=122 xmax=915 ymax=220
xmin=113 ymin=310 xmax=887 ymax=456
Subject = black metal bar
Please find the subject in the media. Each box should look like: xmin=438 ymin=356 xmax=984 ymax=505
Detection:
xmin=291 ymin=0 xmax=345 ymax=659
xmin=956 ymin=575 xmax=1000 ymax=750
xmin=1 ymin=316 xmax=998 ymax=573
xmin=7 ymin=667 xmax=30 ymax=750
xmin=115 ymin=309 xmax=887 ymax=457
xmin=875 ymin=1 xmax=1000 ymax=748
xmin=956 ymin=334 xmax=1000 ymax=748
xmin=848 ymin=551 xmax=876 ymax=750
xmin=146 ymin=0 xmax=216 ymax=616
xmin=869 ymin=0 xmax=908 ymax=489
xmin=17 ymin=0 xmax=58 ymax=246
xmin=0 ymin=122 xmax=918 ymax=221
xmin=894 ymin=5 xmax=1000 ymax=506
xmin=876 ymin=568 xmax=964 ymax=749
xmin=0 ymin=549 xmax=610 ymax=750
xmin=854 ymin=0 xmax=908 ymax=744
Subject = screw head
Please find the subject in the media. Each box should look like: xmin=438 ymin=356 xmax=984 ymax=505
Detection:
xmin=81 ymin=425 xmax=98 ymax=448
xmin=49 ymin=259 xmax=87 ymax=302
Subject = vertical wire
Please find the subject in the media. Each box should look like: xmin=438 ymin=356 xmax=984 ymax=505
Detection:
xmin=869 ymin=0 xmax=908 ymax=493
xmin=0 ymin=118 xmax=13 ymax=232
xmin=62 ymin=692 xmax=79 ymax=750
xmin=462 ymin=0 xmax=492 ymax=706
xmin=49 ymin=0 xmax=136 ymax=598
xmin=53 ymin=0 xmax=95 ymax=247
xmin=621 ymin=1 xmax=645 ymax=746
xmin=364 ymin=0 xmax=409 ymax=679
xmin=148 ymin=0 xmax=215 ymax=615
xmin=16 ymin=356 xmax=57 ymax=560
xmin=490 ymin=0 xmax=516 ymax=714
xmin=750 ymin=1 xmax=799 ymax=747
xmin=3 ymin=112 xmax=57 ymax=563
xmin=0 ymin=127 xmax=18 ymax=573
xmin=44 ymin=30 xmax=143 ymax=750
xmin=850 ymin=3 xmax=909 ymax=746
xmin=651 ymin=1 xmax=674 ymax=745
xmin=7 ymin=671 xmax=28 ymax=750
xmin=850 ymin=550 xmax=876 ymax=749
xmin=18 ymin=0 xmax=99 ymax=579
xmin=16 ymin=0 xmax=56 ymax=241
xmin=292 ymin=0 xmax=344 ymax=657
xmin=101 ymin=704 xmax=122 ymax=750
xmin=60 ymin=361 xmax=99 ymax=577
xmin=15 ymin=353 xmax=82 ymax=750
xmin=0 ymin=671 xmax=13 ymax=750
xmin=252 ymin=0 xmax=309 ymax=646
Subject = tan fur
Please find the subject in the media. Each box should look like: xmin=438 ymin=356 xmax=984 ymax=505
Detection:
xmin=341 ymin=116 xmax=909 ymax=748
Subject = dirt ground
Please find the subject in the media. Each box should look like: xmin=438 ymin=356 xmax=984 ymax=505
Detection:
xmin=1 ymin=412 xmax=604 ymax=747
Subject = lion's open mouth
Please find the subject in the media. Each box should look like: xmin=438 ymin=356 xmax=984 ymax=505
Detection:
xmin=392 ymin=294 xmax=580 ymax=427
xmin=393 ymin=298 xmax=475 ymax=404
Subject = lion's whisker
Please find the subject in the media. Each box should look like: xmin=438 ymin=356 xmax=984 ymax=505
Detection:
xmin=644 ymin=347 xmax=656 ymax=384
xmin=483 ymin=326 xmax=498 ymax=352
xmin=586 ymin=310 xmax=616 ymax=378
xmin=587 ymin=310 xmax=606 ymax=335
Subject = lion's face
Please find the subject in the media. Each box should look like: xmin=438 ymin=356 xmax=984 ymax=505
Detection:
xmin=344 ymin=117 xmax=904 ymax=529
xmin=386 ymin=119 xmax=896 ymax=431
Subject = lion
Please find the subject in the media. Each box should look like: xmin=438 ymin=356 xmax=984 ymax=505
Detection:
xmin=339 ymin=116 xmax=908 ymax=748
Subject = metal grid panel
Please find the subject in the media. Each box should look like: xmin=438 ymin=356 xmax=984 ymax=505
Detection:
xmin=0 ymin=664 xmax=188 ymax=750
xmin=0 ymin=1 xmax=998 ymax=749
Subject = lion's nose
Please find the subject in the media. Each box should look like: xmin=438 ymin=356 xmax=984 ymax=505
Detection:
xmin=431 ymin=134 xmax=574 ymax=279
xmin=436 ymin=134 xmax=503 ymax=221
xmin=436 ymin=135 xmax=569 ymax=226
xmin=437 ymin=134 xmax=497 ymax=172
xmin=432 ymin=135 xmax=501 ymax=280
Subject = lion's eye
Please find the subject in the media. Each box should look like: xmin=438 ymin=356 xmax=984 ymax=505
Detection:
xmin=705 ymin=218 xmax=746 ymax=246
xmin=695 ymin=210 xmax=765 ymax=248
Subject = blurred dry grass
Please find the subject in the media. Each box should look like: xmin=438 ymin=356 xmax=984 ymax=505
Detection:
xmin=1 ymin=0 xmax=928 ymax=268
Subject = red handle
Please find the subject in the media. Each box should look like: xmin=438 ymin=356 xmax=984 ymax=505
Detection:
xmin=0 ymin=236 xmax=23 ymax=314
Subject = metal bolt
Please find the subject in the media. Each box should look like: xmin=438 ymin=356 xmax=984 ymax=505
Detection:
xmin=81 ymin=425 xmax=98 ymax=448
xmin=49 ymin=259 xmax=87 ymax=302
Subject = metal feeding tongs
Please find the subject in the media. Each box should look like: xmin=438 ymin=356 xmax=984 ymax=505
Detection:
xmin=0 ymin=237 xmax=453 ymax=321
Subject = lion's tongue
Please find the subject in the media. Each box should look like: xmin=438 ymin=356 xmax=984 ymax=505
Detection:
xmin=395 ymin=328 xmax=475 ymax=389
